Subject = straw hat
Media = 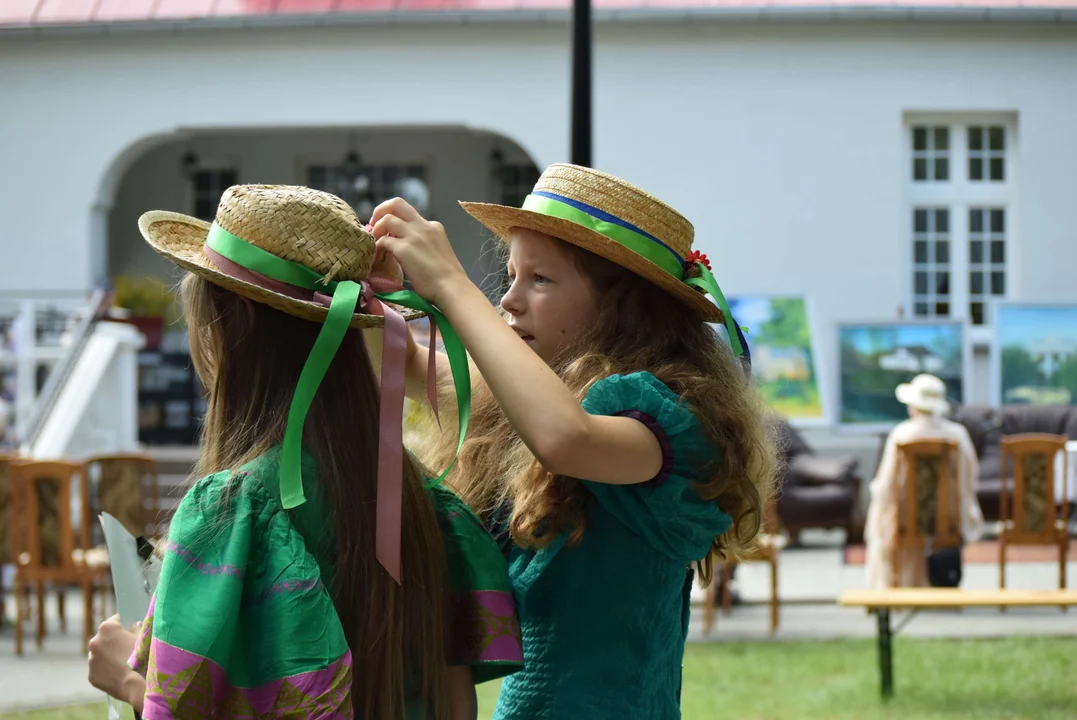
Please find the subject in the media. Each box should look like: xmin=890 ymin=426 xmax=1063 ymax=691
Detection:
xmin=461 ymin=164 xmax=724 ymax=323
xmin=896 ymin=374 xmax=951 ymax=415
xmin=138 ymin=184 xmax=422 ymax=327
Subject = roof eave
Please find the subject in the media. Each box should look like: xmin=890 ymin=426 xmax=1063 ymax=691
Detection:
xmin=1 ymin=5 xmax=1075 ymax=38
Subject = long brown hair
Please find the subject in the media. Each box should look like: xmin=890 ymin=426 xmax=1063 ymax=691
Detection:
xmin=182 ymin=273 xmax=449 ymax=719
xmin=417 ymin=241 xmax=779 ymax=585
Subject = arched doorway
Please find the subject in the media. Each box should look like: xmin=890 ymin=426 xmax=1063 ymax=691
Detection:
xmin=106 ymin=125 xmax=539 ymax=445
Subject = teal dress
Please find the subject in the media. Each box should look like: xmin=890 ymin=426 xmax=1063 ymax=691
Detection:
xmin=493 ymin=372 xmax=732 ymax=720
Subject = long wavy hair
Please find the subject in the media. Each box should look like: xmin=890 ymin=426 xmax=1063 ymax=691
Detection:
xmin=415 ymin=241 xmax=780 ymax=584
xmin=182 ymin=274 xmax=449 ymax=719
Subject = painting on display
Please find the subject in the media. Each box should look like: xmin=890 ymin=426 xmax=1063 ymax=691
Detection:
xmin=995 ymin=302 xmax=1077 ymax=406
xmin=838 ymin=321 xmax=966 ymax=428
xmin=722 ymin=296 xmax=826 ymax=424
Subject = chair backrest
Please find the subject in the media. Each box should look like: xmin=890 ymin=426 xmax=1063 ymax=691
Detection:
xmin=84 ymin=453 xmax=160 ymax=542
xmin=9 ymin=460 xmax=88 ymax=572
xmin=894 ymin=439 xmax=962 ymax=549
xmin=0 ymin=453 xmax=19 ymax=565
xmin=1000 ymin=433 xmax=1068 ymax=543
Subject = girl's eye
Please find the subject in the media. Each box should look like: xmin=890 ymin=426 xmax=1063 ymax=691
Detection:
xmin=534 ymin=274 xmax=550 ymax=284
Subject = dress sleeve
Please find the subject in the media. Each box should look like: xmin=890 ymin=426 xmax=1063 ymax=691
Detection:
xmin=430 ymin=485 xmax=523 ymax=685
xmin=128 ymin=470 xmax=351 ymax=719
xmin=579 ymin=372 xmax=733 ymax=564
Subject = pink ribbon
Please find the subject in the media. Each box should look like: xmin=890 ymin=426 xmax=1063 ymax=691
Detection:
xmin=204 ymin=247 xmax=438 ymax=584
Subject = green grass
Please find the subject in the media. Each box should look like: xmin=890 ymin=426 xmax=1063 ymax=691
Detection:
xmin=6 ymin=637 xmax=1075 ymax=720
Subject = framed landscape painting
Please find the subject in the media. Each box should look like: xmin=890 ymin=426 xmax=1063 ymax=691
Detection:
xmin=723 ymin=296 xmax=826 ymax=425
xmin=838 ymin=320 xmax=968 ymax=430
xmin=994 ymin=302 xmax=1077 ymax=406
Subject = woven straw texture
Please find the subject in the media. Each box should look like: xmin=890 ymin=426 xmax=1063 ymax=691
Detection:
xmin=139 ymin=185 xmax=422 ymax=328
xmin=461 ymin=163 xmax=723 ymax=323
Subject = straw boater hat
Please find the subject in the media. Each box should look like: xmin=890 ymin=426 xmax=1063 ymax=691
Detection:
xmin=137 ymin=185 xmax=455 ymax=586
xmin=461 ymin=163 xmax=730 ymax=325
xmin=139 ymin=184 xmax=422 ymax=328
xmin=896 ymin=374 xmax=951 ymax=416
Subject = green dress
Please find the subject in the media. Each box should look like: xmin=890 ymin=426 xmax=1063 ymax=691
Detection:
xmin=493 ymin=372 xmax=732 ymax=720
xmin=127 ymin=449 xmax=522 ymax=718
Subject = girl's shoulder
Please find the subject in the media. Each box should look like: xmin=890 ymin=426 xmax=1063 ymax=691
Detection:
xmin=582 ymin=371 xmax=712 ymax=468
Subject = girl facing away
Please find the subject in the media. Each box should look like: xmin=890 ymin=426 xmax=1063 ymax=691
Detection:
xmin=85 ymin=185 xmax=522 ymax=719
xmin=369 ymin=164 xmax=780 ymax=718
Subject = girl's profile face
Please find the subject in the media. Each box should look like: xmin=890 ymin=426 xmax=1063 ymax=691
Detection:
xmin=499 ymin=229 xmax=599 ymax=364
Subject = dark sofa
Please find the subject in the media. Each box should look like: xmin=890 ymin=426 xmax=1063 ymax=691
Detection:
xmin=774 ymin=420 xmax=863 ymax=544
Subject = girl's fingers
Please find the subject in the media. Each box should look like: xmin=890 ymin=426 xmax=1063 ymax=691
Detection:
xmin=370 ymin=197 xmax=420 ymax=226
xmin=371 ymin=214 xmax=411 ymax=241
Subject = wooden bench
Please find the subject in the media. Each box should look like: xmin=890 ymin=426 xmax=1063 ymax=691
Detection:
xmin=839 ymin=588 xmax=1077 ymax=699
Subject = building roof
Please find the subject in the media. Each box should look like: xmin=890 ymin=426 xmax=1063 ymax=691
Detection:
xmin=3 ymin=0 xmax=1076 ymax=30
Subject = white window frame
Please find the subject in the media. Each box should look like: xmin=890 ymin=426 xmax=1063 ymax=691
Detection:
xmin=904 ymin=113 xmax=1018 ymax=346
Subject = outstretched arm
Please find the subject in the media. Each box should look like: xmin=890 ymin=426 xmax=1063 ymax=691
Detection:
xmin=370 ymin=198 xmax=663 ymax=485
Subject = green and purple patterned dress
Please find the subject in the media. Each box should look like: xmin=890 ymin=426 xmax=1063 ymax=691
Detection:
xmin=128 ymin=450 xmax=522 ymax=718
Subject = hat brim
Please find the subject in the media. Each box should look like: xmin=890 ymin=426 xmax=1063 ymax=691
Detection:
xmin=139 ymin=211 xmax=424 ymax=329
xmin=896 ymin=383 xmax=950 ymax=414
xmin=459 ymin=201 xmax=724 ymax=324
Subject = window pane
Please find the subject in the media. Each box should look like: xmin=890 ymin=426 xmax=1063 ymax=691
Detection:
xmin=193 ymin=171 xmax=211 ymax=192
xmin=991 ymin=240 xmax=1006 ymax=264
xmin=936 ymin=272 xmax=950 ymax=295
xmin=970 ymin=240 xmax=984 ymax=263
xmin=969 ymin=158 xmax=984 ymax=181
xmin=194 ymin=198 xmax=212 ymax=221
xmin=991 ymin=272 xmax=1006 ymax=295
xmin=968 ymin=127 xmax=983 ymax=151
xmin=914 ymin=209 xmax=928 ymax=233
xmin=990 ymin=209 xmax=1005 ymax=233
xmin=935 ymin=158 xmax=949 ymax=181
xmin=913 ymin=158 xmax=927 ymax=181
xmin=935 ymin=127 xmax=949 ymax=151
xmin=970 ymin=272 xmax=984 ymax=295
xmin=989 ymin=126 xmax=1005 ymax=151
xmin=221 ymin=170 xmax=238 ymax=187
xmin=990 ymin=157 xmax=1005 ymax=181
xmin=971 ymin=302 xmax=984 ymax=325
xmin=913 ymin=127 xmax=928 ymax=151
xmin=915 ymin=303 xmax=929 ymax=317
xmin=915 ymin=272 xmax=929 ymax=294
xmin=936 ymin=241 xmax=949 ymax=263
xmin=936 ymin=302 xmax=950 ymax=316
xmin=935 ymin=209 xmax=949 ymax=234
xmin=914 ymin=241 xmax=928 ymax=263
xmin=970 ymin=209 xmax=984 ymax=234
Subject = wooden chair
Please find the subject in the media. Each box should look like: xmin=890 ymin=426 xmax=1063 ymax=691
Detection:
xmin=1000 ymin=434 xmax=1069 ymax=595
xmin=0 ymin=453 xmax=24 ymax=625
xmin=10 ymin=460 xmax=108 ymax=655
xmin=704 ymin=500 xmax=784 ymax=635
xmin=83 ymin=453 xmax=160 ymax=618
xmin=84 ymin=453 xmax=160 ymax=542
xmin=892 ymin=439 xmax=962 ymax=588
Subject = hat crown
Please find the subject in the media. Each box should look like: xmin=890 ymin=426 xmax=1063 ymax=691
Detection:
xmin=214 ymin=185 xmax=375 ymax=283
xmin=910 ymin=374 xmax=946 ymax=398
xmin=533 ymin=164 xmax=696 ymax=260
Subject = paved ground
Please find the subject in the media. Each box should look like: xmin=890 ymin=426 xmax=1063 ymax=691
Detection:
xmin=2 ymin=528 xmax=1074 ymax=712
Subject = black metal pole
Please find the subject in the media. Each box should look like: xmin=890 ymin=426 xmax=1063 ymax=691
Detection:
xmin=570 ymin=0 xmax=592 ymax=167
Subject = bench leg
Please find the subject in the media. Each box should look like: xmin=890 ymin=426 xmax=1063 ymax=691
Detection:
xmin=877 ymin=609 xmax=894 ymax=700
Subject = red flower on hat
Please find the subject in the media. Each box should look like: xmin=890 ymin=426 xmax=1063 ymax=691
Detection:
xmin=686 ymin=250 xmax=711 ymax=271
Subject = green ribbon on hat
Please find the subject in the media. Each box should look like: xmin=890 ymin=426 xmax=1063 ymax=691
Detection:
xmin=520 ymin=193 xmax=745 ymax=358
xmin=204 ymin=223 xmax=470 ymax=509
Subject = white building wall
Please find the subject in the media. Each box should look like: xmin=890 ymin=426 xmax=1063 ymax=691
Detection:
xmin=3 ymin=20 xmax=1077 ymax=414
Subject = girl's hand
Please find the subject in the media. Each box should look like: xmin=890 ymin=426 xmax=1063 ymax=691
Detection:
xmin=87 ymin=615 xmax=144 ymax=709
xmin=369 ymin=197 xmax=470 ymax=307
